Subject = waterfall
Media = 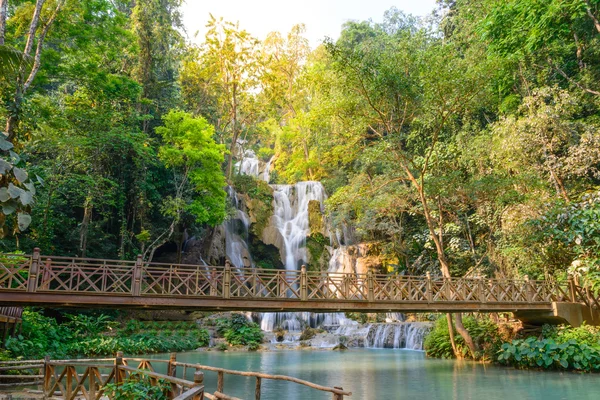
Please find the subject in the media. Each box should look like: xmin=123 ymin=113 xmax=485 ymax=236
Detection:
xmin=271 ymin=182 xmax=327 ymax=271
xmin=262 ymin=156 xmax=274 ymax=182
xmin=362 ymin=322 xmax=430 ymax=350
xmin=224 ymin=187 xmax=253 ymax=269
xmin=237 ymin=149 xmax=260 ymax=177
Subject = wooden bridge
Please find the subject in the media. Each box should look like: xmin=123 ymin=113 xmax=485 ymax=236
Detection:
xmin=1 ymin=249 xmax=599 ymax=325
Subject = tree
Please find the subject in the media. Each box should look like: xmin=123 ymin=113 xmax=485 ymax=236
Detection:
xmin=324 ymin=10 xmax=493 ymax=356
xmin=146 ymin=110 xmax=227 ymax=261
xmin=192 ymin=16 xmax=259 ymax=180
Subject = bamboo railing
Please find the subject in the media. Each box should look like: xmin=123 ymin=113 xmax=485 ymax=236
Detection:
xmin=0 ymin=249 xmax=597 ymax=312
xmin=0 ymin=352 xmax=350 ymax=399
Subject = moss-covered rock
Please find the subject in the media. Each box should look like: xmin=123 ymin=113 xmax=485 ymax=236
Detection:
xmin=308 ymin=200 xmax=324 ymax=235
xmin=305 ymin=233 xmax=330 ymax=272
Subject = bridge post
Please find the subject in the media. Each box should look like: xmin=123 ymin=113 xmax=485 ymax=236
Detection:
xmin=426 ymin=272 xmax=433 ymax=303
xmin=115 ymin=351 xmax=124 ymax=385
xmin=224 ymin=260 xmax=231 ymax=299
xmin=26 ymin=248 xmax=41 ymax=292
xmin=524 ymin=275 xmax=532 ymax=303
xmin=301 ymin=265 xmax=308 ymax=301
xmin=132 ymin=255 xmax=143 ymax=296
xmin=568 ymin=276 xmax=577 ymax=302
xmin=479 ymin=278 xmax=486 ymax=304
xmin=193 ymin=370 xmax=204 ymax=400
xmin=168 ymin=352 xmax=177 ymax=397
xmin=367 ymin=267 xmax=374 ymax=301
xmin=43 ymin=355 xmax=51 ymax=397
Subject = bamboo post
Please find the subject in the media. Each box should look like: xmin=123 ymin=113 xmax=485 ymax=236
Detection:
xmin=333 ymin=386 xmax=344 ymax=400
xmin=193 ymin=370 xmax=204 ymax=400
xmin=217 ymin=371 xmax=224 ymax=393
xmin=367 ymin=267 xmax=374 ymax=302
xmin=255 ymin=376 xmax=261 ymax=400
xmin=210 ymin=268 xmax=217 ymax=297
xmin=132 ymin=255 xmax=143 ymax=296
xmin=65 ymin=366 xmax=73 ymax=399
xmin=27 ymin=248 xmax=40 ymax=292
xmin=524 ymin=275 xmax=532 ymax=303
xmin=115 ymin=351 xmax=124 ymax=385
xmin=41 ymin=258 xmax=51 ymax=290
xmin=568 ymin=276 xmax=577 ymax=302
xmin=223 ymin=261 xmax=231 ymax=299
xmin=426 ymin=272 xmax=433 ymax=303
xmin=300 ymin=265 xmax=307 ymax=301
xmin=43 ymin=355 xmax=51 ymax=397
xmin=89 ymin=367 xmax=97 ymax=400
xmin=168 ymin=352 xmax=177 ymax=398
xmin=479 ymin=278 xmax=486 ymax=304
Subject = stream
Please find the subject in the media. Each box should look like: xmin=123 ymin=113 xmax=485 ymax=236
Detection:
xmin=148 ymin=349 xmax=600 ymax=400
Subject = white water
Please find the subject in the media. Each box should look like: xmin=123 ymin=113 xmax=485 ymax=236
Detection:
xmin=224 ymin=187 xmax=253 ymax=270
xmin=230 ymin=151 xmax=427 ymax=350
xmin=363 ymin=322 xmax=430 ymax=350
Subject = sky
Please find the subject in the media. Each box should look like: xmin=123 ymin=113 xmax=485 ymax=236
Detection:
xmin=180 ymin=0 xmax=438 ymax=48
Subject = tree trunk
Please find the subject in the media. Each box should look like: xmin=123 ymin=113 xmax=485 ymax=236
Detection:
xmin=454 ymin=313 xmax=477 ymax=358
xmin=0 ymin=0 xmax=8 ymax=46
xmin=79 ymin=198 xmax=93 ymax=258
xmin=226 ymin=83 xmax=239 ymax=180
xmin=446 ymin=313 xmax=459 ymax=357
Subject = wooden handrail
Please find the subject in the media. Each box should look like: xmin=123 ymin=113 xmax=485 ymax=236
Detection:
xmin=1 ymin=251 xmax=597 ymax=313
xmin=174 ymin=361 xmax=352 ymax=397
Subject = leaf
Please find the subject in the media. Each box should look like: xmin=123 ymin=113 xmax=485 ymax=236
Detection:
xmin=2 ymin=202 xmax=16 ymax=215
xmin=19 ymin=190 xmax=33 ymax=206
xmin=559 ymin=358 xmax=569 ymax=368
xmin=0 ymin=187 xmax=9 ymax=202
xmin=0 ymin=158 xmax=11 ymax=174
xmin=24 ymin=182 xmax=36 ymax=195
xmin=9 ymin=150 xmax=20 ymax=164
xmin=0 ymin=135 xmax=13 ymax=151
xmin=13 ymin=167 xmax=28 ymax=183
xmin=7 ymin=183 xmax=22 ymax=199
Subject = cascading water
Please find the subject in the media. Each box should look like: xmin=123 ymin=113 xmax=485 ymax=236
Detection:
xmin=362 ymin=322 xmax=431 ymax=350
xmin=271 ymin=182 xmax=327 ymax=271
xmin=229 ymin=149 xmax=430 ymax=350
xmin=224 ymin=186 xmax=253 ymax=270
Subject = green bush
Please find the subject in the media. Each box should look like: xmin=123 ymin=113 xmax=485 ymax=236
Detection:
xmin=4 ymin=310 xmax=210 ymax=360
xmin=498 ymin=337 xmax=600 ymax=372
xmin=104 ymin=375 xmax=170 ymax=400
xmin=424 ymin=316 xmax=503 ymax=360
xmin=542 ymin=323 xmax=600 ymax=347
xmin=216 ymin=313 xmax=263 ymax=346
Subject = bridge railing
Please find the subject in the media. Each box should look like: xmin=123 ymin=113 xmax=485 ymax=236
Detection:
xmin=0 ymin=249 xmax=595 ymax=308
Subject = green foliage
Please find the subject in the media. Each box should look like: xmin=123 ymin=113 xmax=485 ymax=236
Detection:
xmin=157 ymin=110 xmax=227 ymax=226
xmin=498 ymin=337 xmax=600 ymax=372
xmin=215 ymin=314 xmax=264 ymax=346
xmin=542 ymin=323 xmax=600 ymax=347
xmin=424 ymin=316 xmax=503 ymax=360
xmin=4 ymin=310 xmax=209 ymax=360
xmin=104 ymin=375 xmax=171 ymax=400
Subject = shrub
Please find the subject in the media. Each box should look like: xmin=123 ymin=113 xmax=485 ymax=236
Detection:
xmin=216 ymin=313 xmax=263 ymax=346
xmin=424 ymin=316 xmax=503 ymax=360
xmin=498 ymin=337 xmax=600 ymax=372
xmin=104 ymin=375 xmax=170 ymax=400
xmin=542 ymin=323 xmax=600 ymax=347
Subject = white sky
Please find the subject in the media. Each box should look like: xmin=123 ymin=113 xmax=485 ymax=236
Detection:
xmin=180 ymin=0 xmax=438 ymax=47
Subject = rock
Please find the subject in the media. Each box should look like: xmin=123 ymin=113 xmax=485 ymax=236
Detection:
xmin=206 ymin=225 xmax=226 ymax=265
xmin=308 ymin=200 xmax=324 ymax=235
xmin=332 ymin=343 xmax=348 ymax=350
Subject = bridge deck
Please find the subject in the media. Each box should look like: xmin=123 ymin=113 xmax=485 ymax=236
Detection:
xmin=0 ymin=250 xmax=597 ymax=313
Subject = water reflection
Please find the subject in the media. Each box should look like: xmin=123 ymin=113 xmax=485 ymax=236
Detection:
xmin=148 ymin=349 xmax=600 ymax=400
